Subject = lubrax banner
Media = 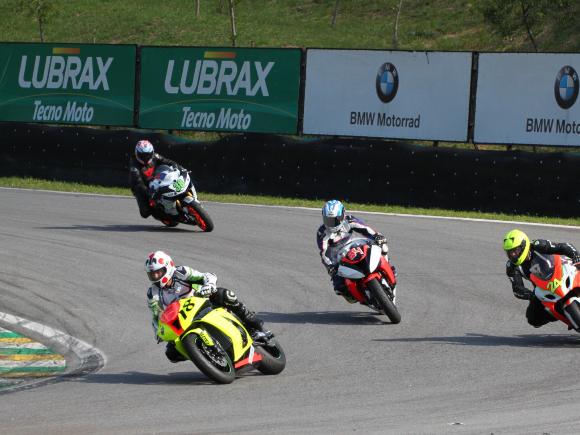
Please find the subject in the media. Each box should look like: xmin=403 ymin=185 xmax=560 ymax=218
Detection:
xmin=303 ymin=49 xmax=472 ymax=141
xmin=474 ymin=53 xmax=580 ymax=146
xmin=0 ymin=43 xmax=136 ymax=126
xmin=138 ymin=46 xmax=301 ymax=133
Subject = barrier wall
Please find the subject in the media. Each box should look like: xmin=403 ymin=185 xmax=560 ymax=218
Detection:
xmin=1 ymin=122 xmax=578 ymax=217
xmin=1 ymin=42 xmax=578 ymax=146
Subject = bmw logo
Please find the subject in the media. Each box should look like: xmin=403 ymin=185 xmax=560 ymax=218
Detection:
xmin=554 ymin=65 xmax=579 ymax=109
xmin=376 ymin=62 xmax=399 ymax=103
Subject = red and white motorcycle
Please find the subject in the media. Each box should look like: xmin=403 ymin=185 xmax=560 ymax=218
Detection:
xmin=530 ymin=254 xmax=580 ymax=331
xmin=334 ymin=235 xmax=401 ymax=323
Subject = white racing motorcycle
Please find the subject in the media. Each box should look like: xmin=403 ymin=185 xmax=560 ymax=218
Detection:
xmin=148 ymin=165 xmax=214 ymax=232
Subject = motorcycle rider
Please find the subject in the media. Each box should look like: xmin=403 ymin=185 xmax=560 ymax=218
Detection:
xmin=145 ymin=250 xmax=267 ymax=363
xmin=129 ymin=139 xmax=183 ymax=225
xmin=503 ymin=229 xmax=580 ymax=328
xmin=316 ymin=200 xmax=392 ymax=303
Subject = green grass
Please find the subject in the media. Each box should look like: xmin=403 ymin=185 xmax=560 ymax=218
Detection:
xmin=1 ymin=177 xmax=578 ymax=227
xmin=1 ymin=0 xmax=577 ymax=52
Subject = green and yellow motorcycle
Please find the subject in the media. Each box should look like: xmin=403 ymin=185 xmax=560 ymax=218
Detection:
xmin=157 ymin=296 xmax=285 ymax=384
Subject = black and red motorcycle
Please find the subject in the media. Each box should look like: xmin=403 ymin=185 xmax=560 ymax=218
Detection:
xmin=335 ymin=236 xmax=401 ymax=323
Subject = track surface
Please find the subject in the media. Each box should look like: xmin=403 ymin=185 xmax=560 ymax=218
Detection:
xmin=1 ymin=189 xmax=579 ymax=434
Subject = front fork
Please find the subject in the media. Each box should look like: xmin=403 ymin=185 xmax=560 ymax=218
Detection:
xmin=175 ymin=189 xmax=199 ymax=217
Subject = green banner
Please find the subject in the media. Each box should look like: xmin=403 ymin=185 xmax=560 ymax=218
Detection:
xmin=138 ymin=47 xmax=301 ymax=134
xmin=0 ymin=43 xmax=136 ymax=126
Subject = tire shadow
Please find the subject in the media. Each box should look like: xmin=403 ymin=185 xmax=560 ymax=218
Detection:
xmin=70 ymin=370 xmax=215 ymax=386
xmin=39 ymin=224 xmax=197 ymax=233
xmin=373 ymin=332 xmax=580 ymax=348
xmin=259 ymin=311 xmax=390 ymax=325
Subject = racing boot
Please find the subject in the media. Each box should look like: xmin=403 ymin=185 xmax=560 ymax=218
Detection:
xmin=335 ymin=288 xmax=357 ymax=304
xmin=231 ymin=302 xmax=270 ymax=340
xmin=165 ymin=342 xmax=186 ymax=363
xmin=151 ymin=206 xmax=179 ymax=227
xmin=332 ymin=275 xmax=357 ymax=304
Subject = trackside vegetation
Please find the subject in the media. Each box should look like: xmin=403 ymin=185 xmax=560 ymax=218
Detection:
xmin=1 ymin=1 xmax=578 ymax=225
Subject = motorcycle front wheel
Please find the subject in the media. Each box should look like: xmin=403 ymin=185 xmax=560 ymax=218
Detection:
xmin=185 ymin=201 xmax=214 ymax=232
xmin=367 ymin=278 xmax=401 ymax=324
xmin=182 ymin=333 xmax=235 ymax=384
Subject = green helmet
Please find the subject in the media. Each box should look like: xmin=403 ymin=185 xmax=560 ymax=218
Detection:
xmin=503 ymin=229 xmax=531 ymax=266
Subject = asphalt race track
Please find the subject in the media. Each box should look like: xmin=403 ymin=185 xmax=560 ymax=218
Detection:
xmin=1 ymin=188 xmax=580 ymax=434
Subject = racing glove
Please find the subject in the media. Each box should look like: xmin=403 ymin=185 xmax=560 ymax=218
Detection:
xmin=373 ymin=233 xmax=387 ymax=246
xmin=196 ymin=284 xmax=216 ymax=297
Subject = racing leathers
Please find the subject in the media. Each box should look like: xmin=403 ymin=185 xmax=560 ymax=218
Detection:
xmin=506 ymin=239 xmax=580 ymax=327
xmin=129 ymin=152 xmax=182 ymax=219
xmin=147 ymin=265 xmax=264 ymax=362
xmin=316 ymin=216 xmax=390 ymax=302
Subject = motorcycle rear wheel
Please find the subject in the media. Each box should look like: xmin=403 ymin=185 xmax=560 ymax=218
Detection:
xmin=186 ymin=201 xmax=214 ymax=232
xmin=367 ymin=278 xmax=401 ymax=324
xmin=182 ymin=333 xmax=235 ymax=384
xmin=255 ymin=341 xmax=286 ymax=375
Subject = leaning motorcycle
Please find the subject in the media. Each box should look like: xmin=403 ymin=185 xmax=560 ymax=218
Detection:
xmin=530 ymin=254 xmax=580 ymax=332
xmin=148 ymin=164 xmax=214 ymax=232
xmin=333 ymin=234 xmax=401 ymax=323
xmin=157 ymin=296 xmax=286 ymax=384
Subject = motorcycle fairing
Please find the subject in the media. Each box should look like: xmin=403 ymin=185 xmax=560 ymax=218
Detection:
xmin=530 ymin=255 xmax=580 ymax=327
xmin=234 ymin=345 xmax=263 ymax=369
xmin=182 ymin=308 xmax=253 ymax=361
xmin=158 ymin=296 xmax=253 ymax=363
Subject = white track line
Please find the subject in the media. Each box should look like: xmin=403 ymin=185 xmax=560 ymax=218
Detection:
xmin=1 ymin=186 xmax=578 ymax=230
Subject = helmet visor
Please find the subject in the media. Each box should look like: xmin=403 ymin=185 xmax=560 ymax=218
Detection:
xmin=147 ymin=267 xmax=166 ymax=282
xmin=506 ymin=240 xmax=526 ymax=263
xmin=137 ymin=151 xmax=153 ymax=164
xmin=323 ymin=215 xmax=343 ymax=229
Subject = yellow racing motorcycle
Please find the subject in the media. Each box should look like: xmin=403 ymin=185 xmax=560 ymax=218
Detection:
xmin=157 ymin=296 xmax=285 ymax=383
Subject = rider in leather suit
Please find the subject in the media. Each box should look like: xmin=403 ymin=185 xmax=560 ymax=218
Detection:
xmin=503 ymin=229 xmax=580 ymax=328
xmin=129 ymin=140 xmax=182 ymax=222
xmin=145 ymin=251 xmax=266 ymax=362
xmin=316 ymin=200 xmax=391 ymax=303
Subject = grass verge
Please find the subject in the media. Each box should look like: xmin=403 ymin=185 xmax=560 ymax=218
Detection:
xmin=0 ymin=177 xmax=578 ymax=227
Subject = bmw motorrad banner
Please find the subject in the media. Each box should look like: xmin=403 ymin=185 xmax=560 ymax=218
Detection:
xmin=474 ymin=53 xmax=580 ymax=146
xmin=138 ymin=47 xmax=301 ymax=134
xmin=0 ymin=43 xmax=136 ymax=126
xmin=302 ymin=49 xmax=472 ymax=141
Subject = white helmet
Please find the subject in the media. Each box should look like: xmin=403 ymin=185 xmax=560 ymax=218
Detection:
xmin=135 ymin=140 xmax=154 ymax=165
xmin=145 ymin=251 xmax=176 ymax=288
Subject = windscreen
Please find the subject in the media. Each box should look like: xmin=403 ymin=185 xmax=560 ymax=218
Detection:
xmin=326 ymin=233 xmax=371 ymax=265
xmin=528 ymin=253 xmax=555 ymax=281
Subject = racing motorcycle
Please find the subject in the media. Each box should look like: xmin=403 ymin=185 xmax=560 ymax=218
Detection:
xmin=332 ymin=234 xmax=401 ymax=323
xmin=157 ymin=296 xmax=286 ymax=384
xmin=529 ymin=253 xmax=580 ymax=332
xmin=148 ymin=165 xmax=214 ymax=232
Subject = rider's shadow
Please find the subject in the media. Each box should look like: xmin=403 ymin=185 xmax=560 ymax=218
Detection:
xmin=259 ymin=311 xmax=390 ymax=325
xmin=70 ymin=371 xmax=215 ymax=386
xmin=373 ymin=333 xmax=580 ymax=348
xmin=39 ymin=224 xmax=194 ymax=233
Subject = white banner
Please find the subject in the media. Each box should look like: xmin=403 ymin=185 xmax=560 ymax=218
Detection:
xmin=303 ymin=50 xmax=472 ymax=141
xmin=474 ymin=53 xmax=580 ymax=146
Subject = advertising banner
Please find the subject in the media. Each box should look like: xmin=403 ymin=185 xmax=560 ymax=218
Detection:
xmin=303 ymin=49 xmax=472 ymax=141
xmin=138 ymin=47 xmax=301 ymax=134
xmin=0 ymin=43 xmax=136 ymax=126
xmin=474 ymin=53 xmax=580 ymax=146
